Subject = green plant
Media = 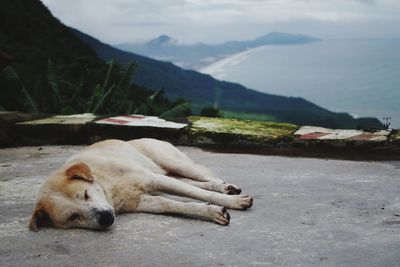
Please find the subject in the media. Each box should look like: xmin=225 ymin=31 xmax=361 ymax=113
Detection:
xmin=160 ymin=102 xmax=191 ymax=119
xmin=1 ymin=56 xmax=191 ymax=119
xmin=134 ymin=89 xmax=163 ymax=115
xmin=0 ymin=66 xmax=38 ymax=112
xmin=87 ymin=60 xmax=136 ymax=114
xmin=200 ymin=106 xmax=220 ymax=117
xmin=133 ymin=89 xmax=191 ymax=118
xmin=383 ymin=117 xmax=392 ymax=130
xmin=46 ymin=59 xmax=89 ymax=114
xmin=46 ymin=59 xmax=62 ymax=112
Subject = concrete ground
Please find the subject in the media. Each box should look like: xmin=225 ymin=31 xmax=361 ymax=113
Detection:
xmin=0 ymin=146 xmax=400 ymax=267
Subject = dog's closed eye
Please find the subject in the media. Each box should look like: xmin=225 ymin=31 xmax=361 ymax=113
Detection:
xmin=67 ymin=213 xmax=81 ymax=221
xmin=76 ymin=190 xmax=91 ymax=201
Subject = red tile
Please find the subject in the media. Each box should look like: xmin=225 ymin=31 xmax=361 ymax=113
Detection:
xmin=347 ymin=133 xmax=376 ymax=141
xmin=122 ymin=115 xmax=145 ymax=120
xmin=298 ymin=132 xmax=330 ymax=140
xmin=101 ymin=118 xmax=129 ymax=125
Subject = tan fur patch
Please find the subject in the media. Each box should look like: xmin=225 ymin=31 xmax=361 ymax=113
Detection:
xmin=66 ymin=162 xmax=93 ymax=182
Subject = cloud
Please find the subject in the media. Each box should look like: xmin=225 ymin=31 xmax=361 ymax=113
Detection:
xmin=349 ymin=0 xmax=375 ymax=4
xmin=40 ymin=0 xmax=400 ymax=44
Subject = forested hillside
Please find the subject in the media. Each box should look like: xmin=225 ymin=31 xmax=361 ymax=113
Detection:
xmin=0 ymin=0 xmax=185 ymax=116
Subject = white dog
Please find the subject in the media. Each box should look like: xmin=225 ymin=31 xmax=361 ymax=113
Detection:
xmin=29 ymin=138 xmax=253 ymax=231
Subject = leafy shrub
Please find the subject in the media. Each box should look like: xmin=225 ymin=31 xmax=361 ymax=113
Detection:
xmin=200 ymin=106 xmax=220 ymax=117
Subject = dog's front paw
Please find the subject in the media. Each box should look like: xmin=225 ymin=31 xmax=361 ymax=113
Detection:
xmin=221 ymin=183 xmax=242 ymax=195
xmin=229 ymin=195 xmax=253 ymax=210
xmin=208 ymin=205 xmax=230 ymax=225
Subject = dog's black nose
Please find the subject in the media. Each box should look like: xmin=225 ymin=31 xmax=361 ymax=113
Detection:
xmin=97 ymin=210 xmax=114 ymax=228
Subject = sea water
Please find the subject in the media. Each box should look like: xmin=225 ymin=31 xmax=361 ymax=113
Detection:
xmin=200 ymin=39 xmax=400 ymax=128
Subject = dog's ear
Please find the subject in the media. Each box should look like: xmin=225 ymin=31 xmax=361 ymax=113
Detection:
xmin=65 ymin=162 xmax=94 ymax=183
xmin=29 ymin=206 xmax=53 ymax=232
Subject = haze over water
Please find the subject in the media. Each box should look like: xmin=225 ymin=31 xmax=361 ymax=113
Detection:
xmin=201 ymin=39 xmax=400 ymax=128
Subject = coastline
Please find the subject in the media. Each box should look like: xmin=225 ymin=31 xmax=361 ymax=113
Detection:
xmin=198 ymin=39 xmax=400 ymax=128
xmin=198 ymin=46 xmax=267 ymax=79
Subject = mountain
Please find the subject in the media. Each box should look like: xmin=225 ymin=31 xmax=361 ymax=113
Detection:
xmin=71 ymin=28 xmax=382 ymax=128
xmin=147 ymin=35 xmax=178 ymax=46
xmin=116 ymin=32 xmax=321 ymax=69
xmin=0 ymin=0 xmax=382 ymax=128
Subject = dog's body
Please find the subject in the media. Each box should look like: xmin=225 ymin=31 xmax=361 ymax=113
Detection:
xmin=29 ymin=139 xmax=253 ymax=231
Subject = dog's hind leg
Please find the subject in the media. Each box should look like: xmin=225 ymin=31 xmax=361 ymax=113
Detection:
xmin=161 ymin=159 xmax=242 ymax=195
xmin=174 ymin=178 xmax=240 ymax=195
xmin=150 ymin=174 xmax=252 ymax=210
xmin=128 ymin=139 xmax=241 ymax=194
xmin=136 ymin=194 xmax=230 ymax=225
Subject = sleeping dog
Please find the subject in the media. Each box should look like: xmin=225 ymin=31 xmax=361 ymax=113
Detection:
xmin=29 ymin=139 xmax=253 ymax=231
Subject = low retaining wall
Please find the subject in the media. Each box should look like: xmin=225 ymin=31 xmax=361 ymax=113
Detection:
xmin=1 ymin=112 xmax=399 ymax=160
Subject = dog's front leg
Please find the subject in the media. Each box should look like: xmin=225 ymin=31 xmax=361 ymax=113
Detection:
xmin=136 ymin=194 xmax=230 ymax=225
xmin=150 ymin=174 xmax=253 ymax=210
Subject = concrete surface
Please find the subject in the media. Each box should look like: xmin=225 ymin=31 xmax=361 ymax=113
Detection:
xmin=1 ymin=146 xmax=400 ymax=267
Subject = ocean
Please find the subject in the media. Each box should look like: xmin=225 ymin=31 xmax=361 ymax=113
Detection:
xmin=200 ymin=39 xmax=400 ymax=128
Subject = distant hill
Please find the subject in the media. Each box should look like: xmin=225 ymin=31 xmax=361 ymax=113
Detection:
xmin=116 ymin=32 xmax=321 ymax=69
xmin=72 ymin=28 xmax=382 ymax=128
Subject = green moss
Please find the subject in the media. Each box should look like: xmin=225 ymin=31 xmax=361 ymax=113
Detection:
xmin=221 ymin=110 xmax=277 ymax=122
xmin=188 ymin=116 xmax=298 ymax=145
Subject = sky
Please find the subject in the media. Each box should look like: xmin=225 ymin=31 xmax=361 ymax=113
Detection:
xmin=41 ymin=0 xmax=400 ymax=45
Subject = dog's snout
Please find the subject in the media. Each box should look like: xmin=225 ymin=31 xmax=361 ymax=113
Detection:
xmin=97 ymin=210 xmax=114 ymax=228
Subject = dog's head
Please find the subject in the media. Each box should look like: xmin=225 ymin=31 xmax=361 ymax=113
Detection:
xmin=29 ymin=162 xmax=115 ymax=231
